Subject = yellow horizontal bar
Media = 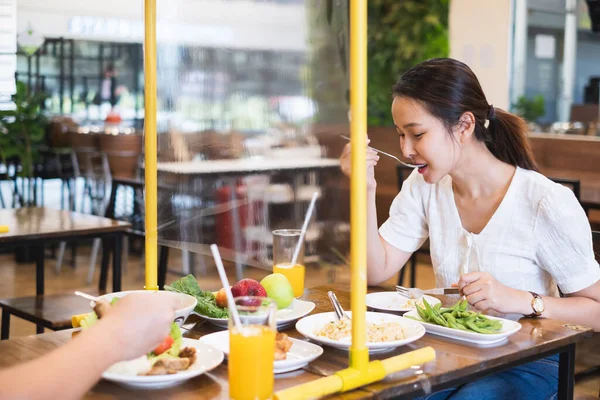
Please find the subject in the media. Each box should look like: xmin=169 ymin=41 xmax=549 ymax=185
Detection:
xmin=274 ymin=347 xmax=435 ymax=399
xmin=274 ymin=374 xmax=342 ymax=400
xmin=381 ymin=347 xmax=436 ymax=374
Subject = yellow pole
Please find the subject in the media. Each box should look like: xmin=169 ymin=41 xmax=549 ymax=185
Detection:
xmin=143 ymin=0 xmax=158 ymax=290
xmin=349 ymin=0 xmax=368 ymax=371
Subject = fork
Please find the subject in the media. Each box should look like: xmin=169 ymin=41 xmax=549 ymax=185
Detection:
xmin=340 ymin=135 xmax=426 ymax=168
xmin=396 ymin=286 xmax=460 ymax=299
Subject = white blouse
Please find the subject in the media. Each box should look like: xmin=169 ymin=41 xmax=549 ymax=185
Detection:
xmin=379 ymin=167 xmax=600 ymax=296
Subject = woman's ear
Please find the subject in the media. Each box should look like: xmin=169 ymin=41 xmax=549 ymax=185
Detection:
xmin=455 ymin=112 xmax=476 ymax=143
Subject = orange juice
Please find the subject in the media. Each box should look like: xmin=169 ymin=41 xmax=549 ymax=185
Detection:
xmin=229 ymin=324 xmax=275 ymax=400
xmin=273 ymin=263 xmax=305 ymax=297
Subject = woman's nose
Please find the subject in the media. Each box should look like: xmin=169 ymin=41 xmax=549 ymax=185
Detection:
xmin=400 ymin=139 xmax=415 ymax=160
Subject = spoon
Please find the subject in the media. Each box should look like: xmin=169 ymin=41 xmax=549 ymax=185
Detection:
xmin=340 ymin=135 xmax=426 ymax=168
xmin=327 ymin=291 xmax=350 ymax=321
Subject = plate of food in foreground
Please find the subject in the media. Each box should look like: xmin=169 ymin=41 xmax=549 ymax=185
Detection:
xmin=403 ymin=299 xmax=522 ymax=345
xmin=166 ymin=275 xmax=315 ymax=330
xmin=366 ymin=292 xmax=441 ymax=313
xmin=79 ymin=294 xmax=223 ymax=389
xmin=102 ymin=337 xmax=224 ymax=389
xmin=199 ymin=331 xmax=323 ymax=374
xmin=295 ymin=311 xmax=425 ymax=353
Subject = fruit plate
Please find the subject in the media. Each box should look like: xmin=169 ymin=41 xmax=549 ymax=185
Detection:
xmin=199 ymin=331 xmax=324 ymax=374
xmin=295 ymin=311 xmax=425 ymax=354
xmin=365 ymin=292 xmax=441 ymax=314
xmin=195 ymin=298 xmax=315 ymax=329
xmin=102 ymin=338 xmax=224 ymax=389
xmin=403 ymin=310 xmax=522 ymax=345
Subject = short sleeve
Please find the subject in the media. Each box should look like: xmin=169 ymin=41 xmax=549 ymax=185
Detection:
xmin=534 ymin=185 xmax=600 ymax=294
xmin=379 ymin=169 xmax=429 ymax=252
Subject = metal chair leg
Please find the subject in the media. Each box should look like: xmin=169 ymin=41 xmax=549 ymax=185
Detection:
xmin=410 ymin=253 xmax=418 ymax=288
xmin=122 ymin=235 xmax=129 ymax=275
xmin=0 ymin=184 xmax=5 ymax=208
xmin=87 ymin=238 xmax=102 ymax=284
xmin=158 ymin=246 xmax=169 ymax=289
xmin=1 ymin=309 xmax=10 ymax=340
xmin=181 ymin=250 xmax=195 ymax=275
xmin=54 ymin=241 xmax=67 ymax=274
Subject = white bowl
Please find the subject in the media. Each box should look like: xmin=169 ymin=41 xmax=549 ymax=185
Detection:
xmin=94 ymin=290 xmax=197 ymax=327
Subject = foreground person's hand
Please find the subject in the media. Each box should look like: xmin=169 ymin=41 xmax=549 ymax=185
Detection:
xmin=98 ymin=293 xmax=178 ymax=361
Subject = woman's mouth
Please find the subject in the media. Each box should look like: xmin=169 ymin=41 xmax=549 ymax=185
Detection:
xmin=417 ymin=164 xmax=428 ymax=174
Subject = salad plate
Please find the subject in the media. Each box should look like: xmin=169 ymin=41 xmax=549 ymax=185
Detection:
xmin=195 ymin=298 xmax=315 ymax=329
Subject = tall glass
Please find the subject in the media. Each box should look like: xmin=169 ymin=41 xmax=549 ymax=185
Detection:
xmin=272 ymin=229 xmax=306 ymax=297
xmin=228 ymin=296 xmax=277 ymax=400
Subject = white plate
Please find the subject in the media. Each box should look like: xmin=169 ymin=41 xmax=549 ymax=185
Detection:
xmin=199 ymin=331 xmax=324 ymax=374
xmin=403 ymin=310 xmax=522 ymax=345
xmin=195 ymin=298 xmax=315 ymax=330
xmin=102 ymin=338 xmax=224 ymax=389
xmin=295 ymin=311 xmax=426 ymax=353
xmin=366 ymin=292 xmax=441 ymax=313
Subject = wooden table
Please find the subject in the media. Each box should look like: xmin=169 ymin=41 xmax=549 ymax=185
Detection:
xmin=0 ymin=208 xmax=130 ymax=295
xmin=156 ymin=158 xmax=340 ymax=176
xmin=0 ymin=284 xmax=590 ymax=399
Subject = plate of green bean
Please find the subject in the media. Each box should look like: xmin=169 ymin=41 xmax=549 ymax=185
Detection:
xmin=403 ymin=299 xmax=522 ymax=344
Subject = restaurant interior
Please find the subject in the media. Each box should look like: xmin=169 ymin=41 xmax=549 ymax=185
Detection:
xmin=0 ymin=0 xmax=599 ymax=398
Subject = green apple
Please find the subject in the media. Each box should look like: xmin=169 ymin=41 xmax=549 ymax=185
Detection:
xmin=260 ymin=273 xmax=294 ymax=309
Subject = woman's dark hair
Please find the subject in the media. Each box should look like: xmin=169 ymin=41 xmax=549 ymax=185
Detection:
xmin=392 ymin=58 xmax=538 ymax=171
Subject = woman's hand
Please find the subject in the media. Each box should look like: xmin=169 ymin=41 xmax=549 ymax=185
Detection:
xmin=457 ymin=272 xmax=526 ymax=314
xmin=339 ymin=138 xmax=379 ymax=191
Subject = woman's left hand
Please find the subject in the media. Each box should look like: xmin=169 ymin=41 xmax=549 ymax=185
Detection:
xmin=457 ymin=272 xmax=521 ymax=314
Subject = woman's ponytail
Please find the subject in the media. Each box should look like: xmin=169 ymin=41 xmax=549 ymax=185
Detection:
xmin=486 ymin=107 xmax=538 ymax=171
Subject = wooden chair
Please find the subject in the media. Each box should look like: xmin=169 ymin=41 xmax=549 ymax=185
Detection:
xmin=0 ymin=293 xmax=98 ymax=339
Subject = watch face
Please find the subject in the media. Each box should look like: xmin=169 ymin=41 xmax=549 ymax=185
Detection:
xmin=533 ymin=297 xmax=545 ymax=313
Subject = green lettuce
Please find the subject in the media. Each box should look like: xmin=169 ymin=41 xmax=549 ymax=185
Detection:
xmin=167 ymin=322 xmax=182 ymax=357
xmin=165 ymin=274 xmax=228 ymax=318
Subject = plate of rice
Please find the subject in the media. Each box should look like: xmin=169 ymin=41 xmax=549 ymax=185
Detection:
xmin=295 ymin=311 xmax=425 ymax=353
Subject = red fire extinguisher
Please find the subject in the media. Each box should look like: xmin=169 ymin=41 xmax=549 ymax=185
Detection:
xmin=215 ymin=179 xmax=248 ymax=250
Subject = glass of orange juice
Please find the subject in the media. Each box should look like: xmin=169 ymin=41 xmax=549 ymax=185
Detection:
xmin=272 ymin=229 xmax=306 ymax=297
xmin=229 ymin=296 xmax=277 ymax=400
